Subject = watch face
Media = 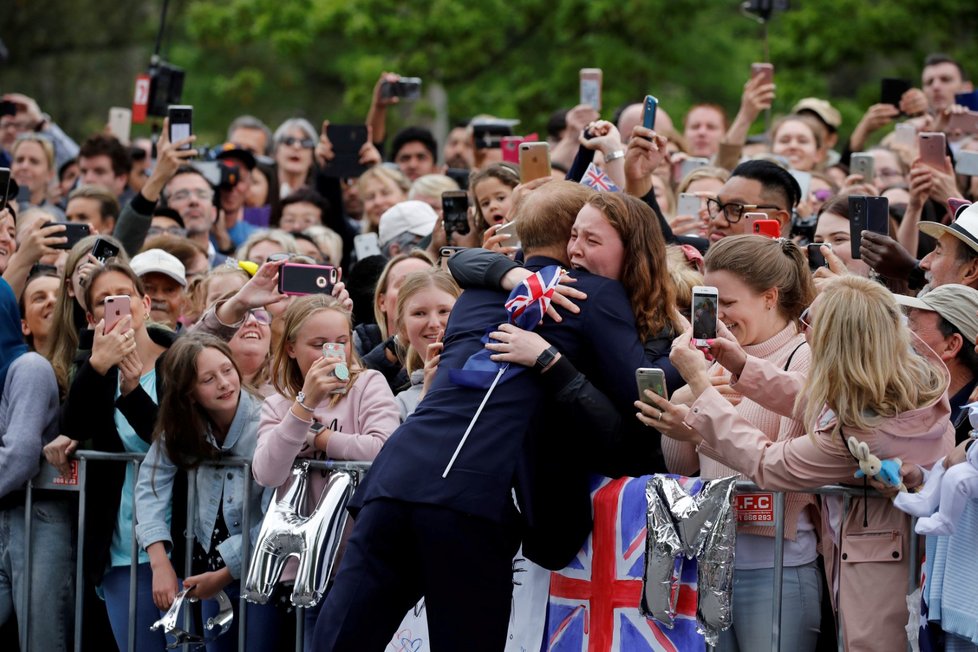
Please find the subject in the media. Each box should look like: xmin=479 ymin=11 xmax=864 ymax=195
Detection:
xmin=333 ymin=362 xmax=350 ymax=381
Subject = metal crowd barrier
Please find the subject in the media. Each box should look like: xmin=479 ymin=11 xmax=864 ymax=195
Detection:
xmin=19 ymin=455 xmax=917 ymax=652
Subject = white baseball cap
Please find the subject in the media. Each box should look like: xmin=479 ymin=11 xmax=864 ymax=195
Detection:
xmin=378 ymin=201 xmax=438 ymax=248
xmin=919 ymin=202 xmax=978 ymax=256
xmin=130 ymin=249 xmax=188 ymax=287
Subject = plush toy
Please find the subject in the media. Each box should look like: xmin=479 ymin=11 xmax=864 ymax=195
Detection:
xmin=847 ymin=436 xmax=907 ymax=492
xmin=894 ymin=441 xmax=978 ymax=536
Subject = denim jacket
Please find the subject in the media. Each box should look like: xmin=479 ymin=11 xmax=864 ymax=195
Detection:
xmin=135 ymin=391 xmax=269 ymax=579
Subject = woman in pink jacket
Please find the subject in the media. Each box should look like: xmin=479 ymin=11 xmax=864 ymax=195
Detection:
xmin=253 ymin=294 xmax=401 ymax=648
xmin=642 ymin=274 xmax=954 ymax=652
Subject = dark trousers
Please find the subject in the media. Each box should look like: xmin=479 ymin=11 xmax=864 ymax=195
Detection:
xmin=312 ymin=498 xmax=521 ymax=652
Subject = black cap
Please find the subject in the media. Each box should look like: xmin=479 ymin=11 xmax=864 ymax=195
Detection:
xmin=214 ymin=142 xmax=257 ymax=170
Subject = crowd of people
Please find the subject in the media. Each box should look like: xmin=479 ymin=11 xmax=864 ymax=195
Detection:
xmin=0 ymin=50 xmax=977 ymax=652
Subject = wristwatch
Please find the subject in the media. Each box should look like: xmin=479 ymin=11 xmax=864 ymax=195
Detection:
xmin=306 ymin=419 xmax=327 ymax=448
xmin=604 ymin=149 xmax=626 ymax=162
xmin=534 ymin=346 xmax=559 ymax=372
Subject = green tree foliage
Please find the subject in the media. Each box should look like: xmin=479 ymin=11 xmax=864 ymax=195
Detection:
xmin=2 ymin=0 xmax=977 ymax=148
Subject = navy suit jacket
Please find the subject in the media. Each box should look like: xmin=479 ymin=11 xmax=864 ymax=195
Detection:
xmin=352 ymin=256 xmax=646 ymax=539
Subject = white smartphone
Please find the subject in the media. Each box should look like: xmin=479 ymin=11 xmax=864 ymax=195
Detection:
xmin=850 ymin=153 xmax=875 ymax=182
xmin=678 ymin=157 xmax=709 ymax=181
xmin=893 ymin=123 xmax=917 ymax=149
xmin=108 ymin=107 xmax=132 ymax=145
xmin=955 ymin=151 xmax=978 ymax=177
xmin=691 ymin=286 xmax=719 ymax=346
xmin=353 ymin=232 xmax=382 ymax=260
xmin=496 ymin=220 xmax=520 ymax=248
xmin=677 ymin=192 xmax=701 ymax=216
xmin=579 ymin=68 xmax=602 ymax=111
xmin=789 ymin=169 xmax=812 ymax=203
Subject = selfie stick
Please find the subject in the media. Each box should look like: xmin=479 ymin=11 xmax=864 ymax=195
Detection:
xmin=442 ymin=364 xmax=507 ymax=478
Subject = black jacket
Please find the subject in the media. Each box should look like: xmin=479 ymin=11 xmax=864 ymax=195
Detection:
xmin=61 ymin=326 xmax=187 ymax=585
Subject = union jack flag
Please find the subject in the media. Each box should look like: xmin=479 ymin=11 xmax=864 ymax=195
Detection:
xmin=580 ymin=163 xmax=621 ymax=193
xmin=546 ymin=476 xmax=705 ymax=652
xmin=450 ymin=265 xmax=564 ymax=389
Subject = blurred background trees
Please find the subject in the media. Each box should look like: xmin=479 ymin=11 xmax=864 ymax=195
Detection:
xmin=2 ymin=0 xmax=976 ymax=148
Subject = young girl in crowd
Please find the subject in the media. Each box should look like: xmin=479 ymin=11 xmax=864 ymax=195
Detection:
xmin=136 ymin=334 xmax=280 ymax=652
xmin=254 ymin=294 xmax=400 ymax=648
xmin=643 ymin=274 xmax=953 ymax=652
xmin=470 ymin=162 xmax=519 ymax=233
xmin=391 ymin=269 xmax=460 ymax=420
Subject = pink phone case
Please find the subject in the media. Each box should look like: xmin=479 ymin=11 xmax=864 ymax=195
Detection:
xmin=104 ymin=295 xmax=131 ymax=334
xmin=918 ymin=132 xmax=947 ymax=170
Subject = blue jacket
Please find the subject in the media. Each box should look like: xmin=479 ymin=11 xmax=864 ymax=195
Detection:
xmin=351 ymin=256 xmax=647 ymax=564
xmin=135 ymin=390 xmax=269 ymax=579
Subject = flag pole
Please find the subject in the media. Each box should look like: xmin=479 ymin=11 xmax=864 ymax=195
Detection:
xmin=442 ymin=364 xmax=507 ymax=478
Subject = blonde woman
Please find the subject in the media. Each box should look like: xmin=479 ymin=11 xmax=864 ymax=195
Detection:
xmin=644 ymin=274 xmax=953 ymax=652
xmin=357 ymin=166 xmax=410 ymax=233
xmin=235 ymin=228 xmax=298 ymax=265
xmin=671 ymin=166 xmax=730 ymax=237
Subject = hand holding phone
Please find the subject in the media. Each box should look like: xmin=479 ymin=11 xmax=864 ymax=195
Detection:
xmin=442 ymin=191 xmax=470 ymax=240
xmin=580 ymin=69 xmax=602 ymax=111
xmin=918 ymin=132 xmax=947 ymax=170
xmin=848 ymin=196 xmax=889 ymax=259
xmin=850 ymin=153 xmax=875 ymax=182
xmin=807 ymin=242 xmax=831 ymax=270
xmin=278 ymin=263 xmax=338 ymax=296
xmin=519 ymin=142 xmax=551 ymax=183
xmin=92 ymin=237 xmax=121 ymax=263
xmin=168 ymin=105 xmax=193 ymax=152
xmin=751 ymin=62 xmax=774 ymax=85
xmin=104 ymin=295 xmax=131 ymax=334
xmin=42 ymin=221 xmax=90 ymax=250
xmin=642 ymin=95 xmax=658 ymax=132
xmin=636 ymin=368 xmax=668 ymax=403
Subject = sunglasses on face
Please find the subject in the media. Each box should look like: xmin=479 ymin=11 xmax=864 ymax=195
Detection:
xmin=281 ymin=136 xmax=316 ymax=149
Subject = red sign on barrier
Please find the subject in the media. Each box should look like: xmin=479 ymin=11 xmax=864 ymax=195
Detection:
xmin=52 ymin=460 xmax=79 ymax=486
xmin=735 ymin=492 xmax=774 ymax=524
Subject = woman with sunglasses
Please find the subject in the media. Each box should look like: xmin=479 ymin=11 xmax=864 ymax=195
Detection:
xmin=274 ymin=118 xmax=319 ymax=199
xmin=642 ymin=274 xmax=953 ymax=652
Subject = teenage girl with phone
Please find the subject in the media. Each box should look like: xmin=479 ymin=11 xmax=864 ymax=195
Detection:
xmin=253 ymin=294 xmax=400 ymax=648
xmin=135 ymin=334 xmax=281 ymax=652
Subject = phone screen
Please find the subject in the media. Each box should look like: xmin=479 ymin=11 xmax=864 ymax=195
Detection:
xmin=692 ymin=291 xmax=718 ymax=342
xmin=442 ymin=192 xmax=470 ymax=238
xmin=808 ymin=243 xmax=829 ymax=270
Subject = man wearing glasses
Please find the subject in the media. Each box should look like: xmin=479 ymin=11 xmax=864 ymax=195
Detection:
xmin=161 ymin=167 xmax=227 ymax=267
xmin=705 ymin=159 xmax=801 ymax=244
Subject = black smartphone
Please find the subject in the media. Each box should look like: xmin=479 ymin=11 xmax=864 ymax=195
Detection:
xmin=380 ymin=77 xmax=422 ymax=101
xmin=0 ymin=168 xmax=10 ymax=212
xmin=442 ymin=191 xmax=470 ymax=239
xmin=167 ymin=104 xmax=193 ymax=151
xmin=807 ymin=243 xmax=830 ymax=270
xmin=848 ymin=196 xmax=889 ymax=259
xmin=322 ymin=124 xmax=369 ymax=178
xmin=880 ymin=78 xmax=912 ymax=108
xmin=43 ymin=222 xmax=90 ymax=250
xmin=278 ymin=263 xmax=339 ymax=296
xmin=91 ymin=237 xmax=121 ymax=263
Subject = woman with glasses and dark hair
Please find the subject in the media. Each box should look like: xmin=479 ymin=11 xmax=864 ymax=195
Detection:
xmin=274 ymin=118 xmax=319 ymax=199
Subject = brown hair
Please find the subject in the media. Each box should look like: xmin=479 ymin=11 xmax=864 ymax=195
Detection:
xmin=271 ymin=295 xmax=363 ymax=406
xmin=469 ymin=163 xmax=520 ymax=235
xmin=515 ymin=181 xmax=594 ymax=252
xmin=704 ymin=235 xmax=815 ymax=324
xmin=153 ymin=334 xmax=241 ymax=471
xmin=68 ymin=184 xmax=121 ymax=220
xmin=372 ymin=250 xmax=435 ymax=340
xmin=587 ymin=192 xmax=681 ymax=339
xmin=394 ymin=269 xmax=461 ymax=374
xmin=83 ymin=260 xmax=146 ymax=313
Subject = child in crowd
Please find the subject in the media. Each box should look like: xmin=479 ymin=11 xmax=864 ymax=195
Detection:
xmin=136 ymin=334 xmax=281 ymax=652
xmin=253 ymin=294 xmax=400 ymax=649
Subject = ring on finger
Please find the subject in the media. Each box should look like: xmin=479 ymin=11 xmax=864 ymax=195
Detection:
xmin=657 ymin=410 xmax=662 ymax=420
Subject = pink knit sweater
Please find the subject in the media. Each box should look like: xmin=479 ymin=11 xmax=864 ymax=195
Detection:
xmin=662 ymin=323 xmax=816 ymax=540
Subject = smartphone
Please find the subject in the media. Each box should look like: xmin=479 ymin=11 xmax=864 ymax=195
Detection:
xmin=91 ymin=237 xmax=120 ymax=263
xmin=948 ymin=111 xmax=978 ymax=137
xmin=380 ymin=77 xmax=422 ymax=101
xmin=278 ymin=263 xmax=338 ymax=296
xmin=104 ymin=295 xmax=131 ymax=334
xmin=519 ymin=142 xmax=551 ymax=183
xmin=918 ymin=132 xmax=947 ymax=170
xmin=322 ymin=342 xmax=346 ymax=361
xmin=850 ymin=153 xmax=875 ymax=182
xmin=955 ymin=151 xmax=978 ymax=177
xmin=789 ymin=169 xmax=812 ymax=204
xmin=500 ymin=134 xmax=538 ymax=165
xmin=848 ymin=195 xmax=889 ymax=259
xmin=108 ymin=107 xmax=132 ymax=145
xmin=579 ymin=68 xmax=602 ymax=111
xmin=751 ymin=62 xmax=774 ymax=85
xmin=0 ymin=168 xmax=9 ymax=213
xmin=807 ymin=242 xmax=831 ymax=270
xmin=955 ymin=91 xmax=978 ymax=111
xmin=753 ymin=219 xmax=781 ymax=238
xmin=167 ymin=104 xmax=193 ymax=151
xmin=43 ymin=221 xmax=90 ymax=250
xmin=691 ymin=286 xmax=719 ymax=346
xmin=321 ymin=124 xmax=369 ymax=178
xmin=677 ymin=156 xmax=709 ymax=182
xmin=642 ymin=95 xmax=658 ymax=131
xmin=881 ymin=78 xmax=912 ymax=108
xmin=442 ymin=190 xmax=470 ymax=240
xmin=353 ymin=232 xmax=382 ymax=260
xmin=636 ymin=368 xmax=668 ymax=404
xmin=496 ymin=220 xmax=520 ymax=248
xmin=744 ymin=212 xmax=769 ymax=233
xmin=893 ymin=123 xmax=916 ymax=149
xmin=677 ymin=192 xmax=701 ymax=217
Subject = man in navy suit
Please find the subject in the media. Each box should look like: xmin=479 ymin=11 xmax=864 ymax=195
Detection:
xmin=313 ymin=181 xmax=649 ymax=652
